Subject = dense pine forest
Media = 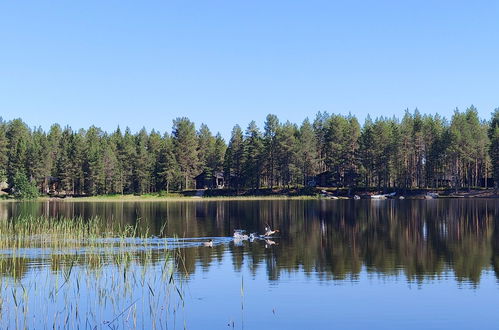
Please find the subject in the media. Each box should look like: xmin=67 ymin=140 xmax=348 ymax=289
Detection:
xmin=1 ymin=106 xmax=499 ymax=196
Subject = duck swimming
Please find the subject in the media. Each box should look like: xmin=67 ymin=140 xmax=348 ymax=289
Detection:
xmin=263 ymin=226 xmax=279 ymax=237
xmin=203 ymin=239 xmax=213 ymax=247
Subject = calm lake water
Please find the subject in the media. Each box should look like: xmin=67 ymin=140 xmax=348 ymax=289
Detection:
xmin=1 ymin=199 xmax=499 ymax=329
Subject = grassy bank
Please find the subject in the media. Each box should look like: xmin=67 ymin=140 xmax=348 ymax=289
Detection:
xmin=2 ymin=187 xmax=498 ymax=202
xmin=39 ymin=194 xmax=322 ymax=202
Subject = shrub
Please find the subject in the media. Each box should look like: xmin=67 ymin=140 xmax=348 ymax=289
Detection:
xmin=12 ymin=172 xmax=39 ymax=200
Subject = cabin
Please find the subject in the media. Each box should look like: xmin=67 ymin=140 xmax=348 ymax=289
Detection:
xmin=315 ymin=171 xmax=335 ymax=187
xmin=313 ymin=170 xmax=358 ymax=188
xmin=194 ymin=171 xmax=224 ymax=189
xmin=42 ymin=176 xmax=61 ymax=194
xmin=432 ymin=173 xmax=453 ymax=188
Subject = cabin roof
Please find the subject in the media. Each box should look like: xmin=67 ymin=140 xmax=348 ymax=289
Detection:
xmin=194 ymin=171 xmax=224 ymax=180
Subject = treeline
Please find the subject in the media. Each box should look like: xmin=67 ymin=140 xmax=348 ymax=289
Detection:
xmin=1 ymin=106 xmax=498 ymax=195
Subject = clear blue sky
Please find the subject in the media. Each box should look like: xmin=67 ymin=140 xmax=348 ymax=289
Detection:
xmin=1 ymin=1 xmax=498 ymax=139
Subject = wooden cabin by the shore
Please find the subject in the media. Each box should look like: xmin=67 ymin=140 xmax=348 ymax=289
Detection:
xmin=43 ymin=176 xmax=61 ymax=194
xmin=313 ymin=170 xmax=358 ymax=188
xmin=194 ymin=171 xmax=224 ymax=189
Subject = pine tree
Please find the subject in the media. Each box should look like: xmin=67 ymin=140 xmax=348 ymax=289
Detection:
xmin=84 ymin=126 xmax=105 ymax=195
xmin=276 ymin=121 xmax=300 ymax=187
xmin=159 ymin=134 xmax=179 ymax=193
xmin=172 ymin=118 xmax=198 ymax=190
xmin=243 ymin=121 xmax=264 ymax=189
xmin=343 ymin=115 xmax=361 ymax=188
xmin=26 ymin=127 xmax=50 ymax=192
xmin=224 ymin=125 xmax=244 ymax=189
xmin=0 ymin=119 xmax=8 ymax=184
xmin=208 ymin=133 xmax=226 ymax=176
xmin=47 ymin=124 xmax=62 ymax=177
xmin=148 ymin=129 xmax=164 ymax=192
xmin=489 ymin=109 xmax=499 ymax=190
xmin=423 ymin=114 xmax=447 ymax=188
xmin=313 ymin=112 xmax=329 ymax=173
xmin=56 ymin=127 xmax=74 ymax=193
xmin=116 ymin=128 xmax=137 ymax=194
xmin=134 ymin=128 xmax=153 ymax=194
xmin=359 ymin=116 xmax=375 ymax=187
xmin=371 ymin=118 xmax=396 ymax=189
xmin=298 ymin=118 xmax=318 ymax=185
xmin=197 ymin=123 xmax=216 ymax=180
xmin=263 ymin=114 xmax=279 ymax=188
xmin=101 ymin=137 xmax=120 ymax=194
xmin=71 ymin=130 xmax=86 ymax=195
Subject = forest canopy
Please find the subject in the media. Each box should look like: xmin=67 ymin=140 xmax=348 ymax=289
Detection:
xmin=0 ymin=106 xmax=498 ymax=196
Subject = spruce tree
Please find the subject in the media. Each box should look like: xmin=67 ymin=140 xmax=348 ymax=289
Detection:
xmin=6 ymin=119 xmax=30 ymax=184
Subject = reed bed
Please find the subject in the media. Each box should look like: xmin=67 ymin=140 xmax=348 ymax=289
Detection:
xmin=0 ymin=215 xmax=186 ymax=329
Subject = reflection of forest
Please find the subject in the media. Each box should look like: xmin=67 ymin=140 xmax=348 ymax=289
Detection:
xmin=1 ymin=199 xmax=498 ymax=284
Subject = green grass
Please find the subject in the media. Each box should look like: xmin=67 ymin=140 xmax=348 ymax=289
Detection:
xmin=35 ymin=193 xmax=321 ymax=202
xmin=0 ymin=215 xmax=185 ymax=328
xmin=6 ymin=186 xmax=497 ymax=203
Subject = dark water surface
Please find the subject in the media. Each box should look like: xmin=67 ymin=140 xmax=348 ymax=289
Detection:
xmin=1 ymin=199 xmax=499 ymax=329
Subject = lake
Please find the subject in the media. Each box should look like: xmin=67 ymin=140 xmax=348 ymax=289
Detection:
xmin=0 ymin=199 xmax=498 ymax=329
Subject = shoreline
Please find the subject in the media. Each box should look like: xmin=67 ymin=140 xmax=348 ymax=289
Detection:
xmin=1 ymin=191 xmax=498 ymax=202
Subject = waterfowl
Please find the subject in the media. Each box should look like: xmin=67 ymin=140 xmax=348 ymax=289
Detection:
xmin=233 ymin=230 xmax=249 ymax=240
xmin=264 ymin=226 xmax=279 ymax=237
xmin=203 ymin=239 xmax=213 ymax=247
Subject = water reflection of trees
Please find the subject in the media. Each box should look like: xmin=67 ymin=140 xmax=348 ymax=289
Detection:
xmin=177 ymin=200 xmax=499 ymax=284
xmin=0 ymin=200 xmax=498 ymax=284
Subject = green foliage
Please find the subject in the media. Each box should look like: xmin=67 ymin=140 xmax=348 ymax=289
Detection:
xmin=224 ymin=125 xmax=244 ymax=189
xmin=263 ymin=114 xmax=280 ymax=188
xmin=0 ymin=107 xmax=497 ymax=196
xmin=489 ymin=109 xmax=499 ymax=189
xmin=12 ymin=172 xmax=39 ymax=200
xmin=159 ymin=134 xmax=179 ymax=193
xmin=298 ymin=118 xmax=318 ymax=185
xmin=172 ymin=117 xmax=198 ymax=189
xmin=243 ymin=121 xmax=264 ymax=189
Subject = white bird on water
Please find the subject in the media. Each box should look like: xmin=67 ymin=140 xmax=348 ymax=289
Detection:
xmin=233 ymin=230 xmax=259 ymax=241
xmin=203 ymin=239 xmax=213 ymax=247
xmin=233 ymin=230 xmax=249 ymax=240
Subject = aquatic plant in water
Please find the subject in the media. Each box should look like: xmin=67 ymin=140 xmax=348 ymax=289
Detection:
xmin=0 ymin=215 xmax=186 ymax=329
